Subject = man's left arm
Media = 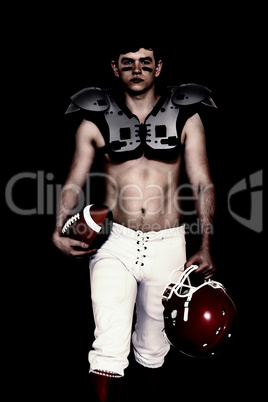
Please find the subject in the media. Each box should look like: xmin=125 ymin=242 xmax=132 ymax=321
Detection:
xmin=183 ymin=113 xmax=216 ymax=279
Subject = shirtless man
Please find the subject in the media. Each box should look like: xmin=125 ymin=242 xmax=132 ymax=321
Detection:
xmin=52 ymin=44 xmax=216 ymax=401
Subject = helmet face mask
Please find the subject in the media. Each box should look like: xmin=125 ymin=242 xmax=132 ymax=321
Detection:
xmin=162 ymin=265 xmax=238 ymax=358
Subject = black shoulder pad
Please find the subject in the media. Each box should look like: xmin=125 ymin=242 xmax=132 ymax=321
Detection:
xmin=171 ymin=83 xmax=217 ymax=108
xmin=65 ymin=87 xmax=110 ymax=114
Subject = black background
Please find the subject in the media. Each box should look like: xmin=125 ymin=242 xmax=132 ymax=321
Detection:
xmin=4 ymin=8 xmax=264 ymax=401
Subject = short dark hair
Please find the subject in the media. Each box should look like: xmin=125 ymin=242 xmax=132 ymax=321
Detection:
xmin=110 ymin=41 xmax=163 ymax=64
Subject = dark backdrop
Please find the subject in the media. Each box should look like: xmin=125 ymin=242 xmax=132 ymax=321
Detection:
xmin=4 ymin=11 xmax=264 ymax=401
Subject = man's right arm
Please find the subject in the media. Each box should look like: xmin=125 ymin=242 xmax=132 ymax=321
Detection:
xmin=52 ymin=119 xmax=102 ymax=258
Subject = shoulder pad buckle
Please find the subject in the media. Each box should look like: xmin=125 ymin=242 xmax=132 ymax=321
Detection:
xmin=171 ymin=83 xmax=216 ymax=108
xmin=65 ymin=87 xmax=110 ymax=114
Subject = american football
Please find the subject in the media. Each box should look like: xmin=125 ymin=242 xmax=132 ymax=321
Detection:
xmin=61 ymin=204 xmax=113 ymax=249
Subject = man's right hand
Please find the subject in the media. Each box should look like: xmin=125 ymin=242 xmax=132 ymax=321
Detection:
xmin=52 ymin=231 xmax=97 ymax=259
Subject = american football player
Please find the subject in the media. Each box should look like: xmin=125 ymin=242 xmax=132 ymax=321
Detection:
xmin=52 ymin=41 xmax=217 ymax=401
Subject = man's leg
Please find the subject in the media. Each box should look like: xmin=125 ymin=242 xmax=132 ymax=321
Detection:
xmin=131 ymin=363 xmax=163 ymax=401
xmin=132 ymin=228 xmax=186 ymax=397
xmin=90 ymin=370 xmax=123 ymax=402
xmin=89 ymin=256 xmax=137 ymax=401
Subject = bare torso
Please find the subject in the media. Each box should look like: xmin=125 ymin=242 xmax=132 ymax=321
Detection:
xmin=102 ymin=153 xmax=183 ymax=232
xmin=91 ymin=90 xmax=187 ymax=232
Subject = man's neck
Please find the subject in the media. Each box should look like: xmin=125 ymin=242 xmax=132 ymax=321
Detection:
xmin=124 ymin=86 xmax=160 ymax=123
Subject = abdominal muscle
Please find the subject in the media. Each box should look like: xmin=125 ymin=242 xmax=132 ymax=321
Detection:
xmin=103 ymin=155 xmax=183 ymax=232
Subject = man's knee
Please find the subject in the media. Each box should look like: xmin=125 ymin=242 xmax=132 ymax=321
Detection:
xmin=132 ymin=330 xmax=170 ymax=369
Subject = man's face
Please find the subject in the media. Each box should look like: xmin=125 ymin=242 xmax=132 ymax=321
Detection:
xmin=111 ymin=48 xmax=162 ymax=94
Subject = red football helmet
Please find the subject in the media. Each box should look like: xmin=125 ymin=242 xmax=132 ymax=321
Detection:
xmin=162 ymin=265 xmax=237 ymax=358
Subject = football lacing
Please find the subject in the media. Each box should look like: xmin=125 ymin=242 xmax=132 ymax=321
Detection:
xmin=62 ymin=213 xmax=80 ymax=234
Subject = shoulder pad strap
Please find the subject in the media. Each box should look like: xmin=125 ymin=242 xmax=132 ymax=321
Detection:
xmin=171 ymin=83 xmax=217 ymax=108
xmin=65 ymin=87 xmax=110 ymax=114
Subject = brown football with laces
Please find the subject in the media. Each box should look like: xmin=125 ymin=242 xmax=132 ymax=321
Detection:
xmin=61 ymin=204 xmax=113 ymax=249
